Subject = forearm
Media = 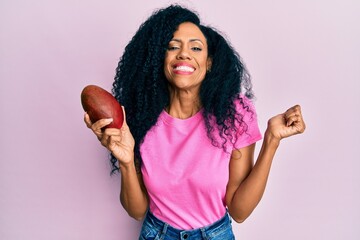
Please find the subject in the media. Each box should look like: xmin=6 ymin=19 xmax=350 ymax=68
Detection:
xmin=229 ymin=132 xmax=280 ymax=222
xmin=119 ymin=160 xmax=148 ymax=221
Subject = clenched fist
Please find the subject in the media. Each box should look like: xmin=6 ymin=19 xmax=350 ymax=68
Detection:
xmin=266 ymin=105 xmax=306 ymax=142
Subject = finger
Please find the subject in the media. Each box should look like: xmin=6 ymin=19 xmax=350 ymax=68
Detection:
xmin=91 ymin=118 xmax=113 ymax=132
xmin=99 ymin=132 xmax=111 ymax=148
xmin=286 ymin=115 xmax=299 ymax=127
xmin=84 ymin=113 xmax=103 ymax=139
xmin=284 ymin=104 xmax=300 ymax=115
xmin=90 ymin=119 xmax=113 ymax=140
xmin=107 ymin=135 xmax=120 ymax=152
xmin=296 ymin=118 xmax=306 ymax=134
xmin=285 ymin=111 xmax=299 ymax=119
xmin=103 ymin=128 xmax=122 ymax=136
xmin=290 ymin=117 xmax=306 ymax=133
xmin=285 ymin=105 xmax=302 ymax=118
xmin=103 ymin=134 xmax=122 ymax=152
xmin=100 ymin=133 xmax=110 ymax=147
xmin=84 ymin=112 xmax=93 ymax=128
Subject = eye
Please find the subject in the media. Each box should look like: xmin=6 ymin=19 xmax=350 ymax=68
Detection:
xmin=191 ymin=47 xmax=202 ymax=52
xmin=167 ymin=46 xmax=180 ymax=51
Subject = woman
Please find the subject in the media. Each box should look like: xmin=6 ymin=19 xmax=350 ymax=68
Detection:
xmin=84 ymin=5 xmax=305 ymax=240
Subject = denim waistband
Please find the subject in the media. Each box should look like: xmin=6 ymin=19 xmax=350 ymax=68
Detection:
xmin=142 ymin=211 xmax=234 ymax=240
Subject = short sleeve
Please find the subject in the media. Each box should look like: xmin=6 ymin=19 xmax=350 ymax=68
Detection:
xmin=234 ymin=96 xmax=262 ymax=149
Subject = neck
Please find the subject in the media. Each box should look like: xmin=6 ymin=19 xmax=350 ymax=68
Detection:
xmin=167 ymin=88 xmax=202 ymax=119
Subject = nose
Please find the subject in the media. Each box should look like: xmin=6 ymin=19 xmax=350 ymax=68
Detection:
xmin=176 ymin=48 xmax=192 ymax=60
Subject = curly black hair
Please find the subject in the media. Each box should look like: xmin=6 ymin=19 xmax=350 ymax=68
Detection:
xmin=110 ymin=5 xmax=254 ymax=174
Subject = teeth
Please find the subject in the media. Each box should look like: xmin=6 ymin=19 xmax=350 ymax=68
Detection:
xmin=174 ymin=66 xmax=194 ymax=72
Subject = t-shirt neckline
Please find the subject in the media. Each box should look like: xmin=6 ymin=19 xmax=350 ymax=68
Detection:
xmin=160 ymin=108 xmax=204 ymax=126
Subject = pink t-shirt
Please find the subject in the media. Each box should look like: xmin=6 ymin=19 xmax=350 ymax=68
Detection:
xmin=140 ymin=97 xmax=262 ymax=230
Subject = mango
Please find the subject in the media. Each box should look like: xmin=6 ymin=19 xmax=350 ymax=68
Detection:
xmin=81 ymin=85 xmax=124 ymax=129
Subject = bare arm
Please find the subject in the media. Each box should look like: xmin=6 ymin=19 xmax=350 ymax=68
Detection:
xmin=119 ymin=160 xmax=148 ymax=220
xmin=84 ymin=107 xmax=148 ymax=220
xmin=226 ymin=135 xmax=278 ymax=223
xmin=226 ymin=105 xmax=306 ymax=223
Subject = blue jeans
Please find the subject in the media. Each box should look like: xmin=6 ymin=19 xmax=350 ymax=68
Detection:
xmin=139 ymin=211 xmax=235 ymax=240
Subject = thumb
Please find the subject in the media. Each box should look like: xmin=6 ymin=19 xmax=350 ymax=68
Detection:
xmin=121 ymin=106 xmax=129 ymax=128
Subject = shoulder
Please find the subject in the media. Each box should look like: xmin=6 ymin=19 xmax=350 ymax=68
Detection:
xmin=234 ymin=94 xmax=257 ymax=117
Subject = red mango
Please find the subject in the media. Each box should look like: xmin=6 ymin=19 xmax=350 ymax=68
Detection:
xmin=81 ymin=85 xmax=124 ymax=129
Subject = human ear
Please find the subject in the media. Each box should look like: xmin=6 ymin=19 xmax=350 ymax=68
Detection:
xmin=207 ymin=58 xmax=212 ymax=72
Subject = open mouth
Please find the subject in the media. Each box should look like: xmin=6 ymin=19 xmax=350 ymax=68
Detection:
xmin=173 ymin=64 xmax=195 ymax=73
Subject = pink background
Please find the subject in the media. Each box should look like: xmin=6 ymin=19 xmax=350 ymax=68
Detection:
xmin=1 ymin=0 xmax=359 ymax=239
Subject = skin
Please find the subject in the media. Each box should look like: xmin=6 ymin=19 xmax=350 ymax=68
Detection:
xmin=164 ymin=22 xmax=212 ymax=119
xmin=84 ymin=22 xmax=306 ymax=222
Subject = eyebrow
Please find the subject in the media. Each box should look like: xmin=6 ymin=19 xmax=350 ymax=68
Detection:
xmin=170 ymin=38 xmax=204 ymax=45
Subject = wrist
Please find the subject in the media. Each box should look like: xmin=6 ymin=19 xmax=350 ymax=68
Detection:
xmin=264 ymin=131 xmax=281 ymax=148
xmin=118 ymin=158 xmax=135 ymax=171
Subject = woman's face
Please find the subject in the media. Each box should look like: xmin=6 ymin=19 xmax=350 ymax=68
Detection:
xmin=164 ymin=22 xmax=211 ymax=92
